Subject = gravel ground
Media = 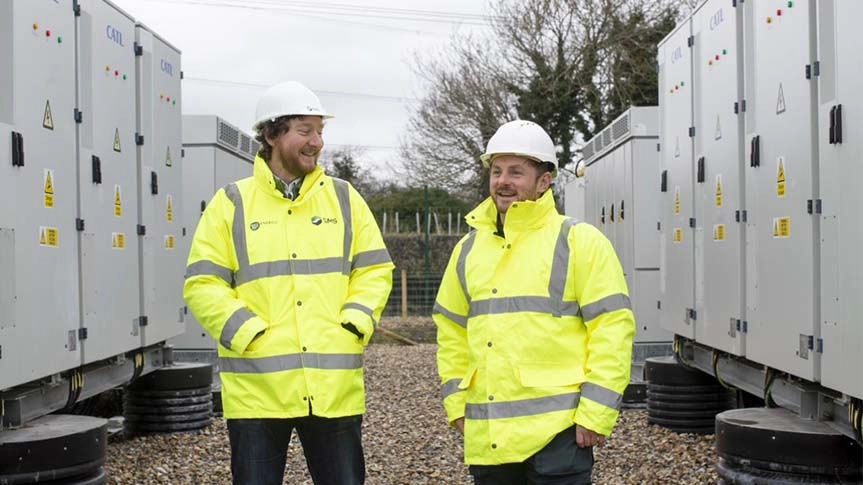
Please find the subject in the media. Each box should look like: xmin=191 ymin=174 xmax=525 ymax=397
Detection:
xmin=105 ymin=318 xmax=719 ymax=484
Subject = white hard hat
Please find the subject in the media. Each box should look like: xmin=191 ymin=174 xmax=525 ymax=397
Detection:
xmin=480 ymin=120 xmax=557 ymax=172
xmin=253 ymin=81 xmax=332 ymax=130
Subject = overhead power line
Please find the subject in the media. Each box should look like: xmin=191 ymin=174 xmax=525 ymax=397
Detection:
xmin=184 ymin=76 xmax=419 ymax=103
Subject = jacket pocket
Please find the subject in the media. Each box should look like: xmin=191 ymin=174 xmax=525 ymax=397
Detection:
xmin=457 ymin=366 xmax=478 ymax=390
xmin=518 ymin=364 xmax=585 ymax=388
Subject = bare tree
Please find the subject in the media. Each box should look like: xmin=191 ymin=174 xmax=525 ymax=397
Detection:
xmin=398 ymin=34 xmax=517 ymax=203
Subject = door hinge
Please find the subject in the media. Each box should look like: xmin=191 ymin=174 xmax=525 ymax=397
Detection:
xmin=689 ymin=217 xmax=696 ymax=228
xmin=813 ymin=61 xmax=820 ymax=76
xmin=78 ymin=327 xmax=88 ymax=340
xmin=134 ymin=43 xmax=143 ymax=56
xmin=734 ymin=210 xmax=748 ymax=223
xmin=137 ymin=224 xmax=146 ymax=236
xmin=816 ymin=338 xmax=823 ymax=353
xmin=807 ymin=199 xmax=822 ymax=215
xmin=74 ymin=109 xmax=83 ymax=123
xmin=688 ymin=35 xmax=695 ymax=47
xmin=76 ymin=218 xmax=85 ymax=231
xmin=139 ymin=315 xmax=148 ymax=327
xmin=741 ymin=99 xmax=747 ymax=112
xmin=736 ymin=320 xmax=748 ymax=333
xmin=181 ymin=148 xmax=185 ymax=157
xmin=687 ymin=308 xmax=698 ymax=322
xmin=689 ymin=126 xmax=696 ymax=137
xmin=657 ymin=300 xmax=661 ymax=310
xmin=805 ymin=64 xmax=812 ymax=79
xmin=657 ymin=221 xmax=661 ymax=231
xmin=135 ymin=134 xmax=145 ymax=146
xmin=734 ymin=101 xmax=739 ymax=114
xmin=73 ymin=0 xmax=81 ymax=16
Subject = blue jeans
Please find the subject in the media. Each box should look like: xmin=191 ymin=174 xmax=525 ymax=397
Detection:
xmin=227 ymin=415 xmax=365 ymax=485
xmin=469 ymin=426 xmax=594 ymax=485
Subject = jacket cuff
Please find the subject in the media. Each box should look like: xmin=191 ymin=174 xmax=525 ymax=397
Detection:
xmin=340 ymin=306 xmax=375 ymax=345
xmin=232 ymin=317 xmax=268 ymax=354
xmin=573 ymin=398 xmax=619 ymax=436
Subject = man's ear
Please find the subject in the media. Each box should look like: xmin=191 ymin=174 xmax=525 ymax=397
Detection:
xmin=538 ymin=171 xmax=553 ymax=193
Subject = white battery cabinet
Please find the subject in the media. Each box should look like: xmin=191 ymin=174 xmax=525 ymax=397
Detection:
xmin=743 ymin=0 xmax=819 ymax=382
xmin=692 ymin=0 xmax=746 ymax=357
xmin=135 ymin=23 xmax=185 ymax=348
xmin=0 ymin=0 xmax=82 ymax=390
xmin=75 ymin=0 xmax=141 ymax=365
xmin=816 ymin=0 xmax=863 ymax=400
xmin=171 ymin=115 xmax=255 ymax=350
xmin=658 ymin=19 xmax=696 ymax=339
xmin=580 ymin=107 xmax=667 ymax=343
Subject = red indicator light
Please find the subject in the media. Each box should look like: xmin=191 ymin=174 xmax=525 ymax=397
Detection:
xmin=715 ymin=54 xmax=720 ymax=60
xmin=45 ymin=30 xmax=51 ymax=37
xmin=777 ymin=9 xmax=782 ymax=16
xmin=115 ymin=70 xmax=119 ymax=76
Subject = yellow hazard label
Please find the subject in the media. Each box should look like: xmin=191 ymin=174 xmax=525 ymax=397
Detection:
xmin=113 ymin=128 xmax=122 ymax=152
xmin=715 ymin=175 xmax=723 ymax=208
xmin=165 ymin=147 xmax=172 ymax=167
xmin=674 ymin=228 xmax=683 ymax=243
xmin=112 ymin=232 xmax=126 ymax=249
xmin=166 ymin=195 xmax=173 ymax=222
xmin=39 ymin=226 xmax=59 ymax=247
xmin=44 ymin=169 xmax=55 ymax=208
xmin=43 ymin=100 xmax=54 ymax=130
xmin=114 ymin=185 xmax=122 ymax=217
xmin=713 ymin=224 xmax=726 ymax=242
xmin=777 ymin=157 xmax=786 ymax=198
xmin=674 ymin=186 xmax=681 ymax=215
xmin=164 ymin=235 xmax=175 ymax=249
xmin=773 ymin=217 xmax=790 ymax=238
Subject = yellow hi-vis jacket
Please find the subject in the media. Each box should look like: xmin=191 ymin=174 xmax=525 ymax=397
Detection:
xmin=433 ymin=190 xmax=635 ymax=465
xmin=184 ymin=157 xmax=393 ymax=419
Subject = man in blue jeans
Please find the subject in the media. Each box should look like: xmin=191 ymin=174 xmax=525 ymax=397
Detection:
xmin=184 ymin=80 xmax=394 ymax=484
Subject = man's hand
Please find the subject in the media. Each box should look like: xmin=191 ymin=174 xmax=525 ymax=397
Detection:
xmin=453 ymin=418 xmax=465 ymax=434
xmin=575 ymin=424 xmax=606 ymax=448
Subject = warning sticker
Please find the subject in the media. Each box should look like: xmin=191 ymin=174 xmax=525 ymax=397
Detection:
xmin=674 ymin=228 xmax=683 ymax=243
xmin=777 ymin=157 xmax=786 ymax=198
xmin=714 ymin=115 xmax=722 ymax=140
xmin=713 ymin=224 xmax=726 ymax=242
xmin=674 ymin=186 xmax=681 ymax=215
xmin=43 ymin=100 xmax=54 ymax=130
xmin=39 ymin=226 xmax=59 ymax=248
xmin=165 ymin=147 xmax=172 ymax=167
xmin=44 ymin=169 xmax=55 ymax=208
xmin=776 ymin=83 xmax=786 ymax=114
xmin=773 ymin=217 xmax=791 ymax=238
xmin=112 ymin=232 xmax=126 ymax=249
xmin=164 ymin=235 xmax=176 ymax=249
xmin=114 ymin=185 xmax=122 ymax=217
xmin=113 ymin=128 xmax=122 ymax=152
xmin=166 ymin=195 xmax=174 ymax=222
xmin=715 ymin=175 xmax=723 ymax=208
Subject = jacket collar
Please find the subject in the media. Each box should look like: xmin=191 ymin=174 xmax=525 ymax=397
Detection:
xmin=253 ymin=155 xmax=326 ymax=202
xmin=466 ymin=189 xmax=558 ymax=234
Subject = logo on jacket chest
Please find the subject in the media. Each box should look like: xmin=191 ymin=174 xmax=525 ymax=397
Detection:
xmin=249 ymin=220 xmax=278 ymax=231
xmin=311 ymin=216 xmax=338 ymax=226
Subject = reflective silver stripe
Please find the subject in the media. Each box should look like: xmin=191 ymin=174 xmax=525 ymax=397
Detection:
xmin=236 ymin=257 xmax=346 ymax=286
xmin=352 ymin=248 xmax=392 ymax=270
xmin=342 ymin=302 xmax=377 ymax=327
xmin=580 ymin=294 xmax=632 ymax=323
xmin=441 ymin=379 xmax=463 ymax=400
xmin=465 ymin=392 xmax=580 ymax=420
xmin=581 ymin=382 xmax=623 ymax=411
xmin=220 ymin=307 xmax=255 ymax=350
xmin=456 ymin=231 xmax=477 ymax=306
xmin=469 ymin=296 xmax=581 ymax=317
xmin=549 ymin=218 xmax=579 ymax=317
xmin=333 ymin=178 xmax=353 ymax=275
xmin=185 ymin=260 xmax=233 ymax=285
xmin=220 ymin=352 xmax=363 ymax=374
xmin=433 ymin=302 xmax=467 ymax=328
xmin=224 ymin=184 xmax=248 ymax=275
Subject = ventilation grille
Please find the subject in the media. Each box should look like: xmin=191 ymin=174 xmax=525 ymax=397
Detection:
xmin=612 ymin=113 xmax=630 ymax=139
xmin=601 ymin=128 xmax=612 ymax=147
xmin=581 ymin=142 xmax=595 ymax=161
xmin=240 ymin=134 xmax=251 ymax=154
xmin=250 ymin=140 xmax=261 ymax=157
xmin=218 ymin=121 xmax=240 ymax=149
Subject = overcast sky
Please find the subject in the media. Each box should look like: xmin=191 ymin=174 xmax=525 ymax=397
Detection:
xmin=109 ymin=0 xmax=493 ymax=178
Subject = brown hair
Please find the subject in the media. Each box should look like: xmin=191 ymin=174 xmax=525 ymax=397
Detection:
xmin=254 ymin=115 xmax=302 ymax=161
